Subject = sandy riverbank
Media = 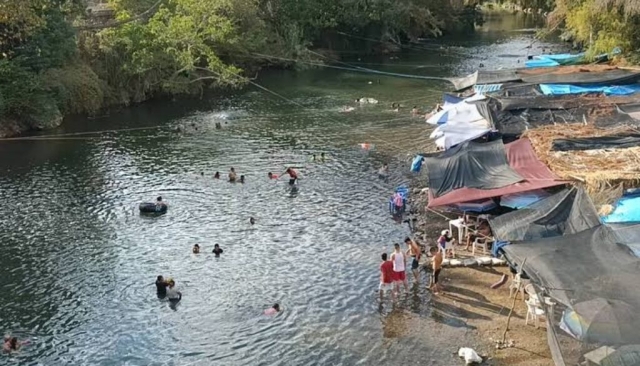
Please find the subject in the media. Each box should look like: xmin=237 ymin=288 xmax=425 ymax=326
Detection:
xmin=403 ymin=181 xmax=571 ymax=365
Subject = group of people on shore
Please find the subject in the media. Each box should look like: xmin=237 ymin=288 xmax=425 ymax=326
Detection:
xmin=378 ymin=237 xmax=444 ymax=300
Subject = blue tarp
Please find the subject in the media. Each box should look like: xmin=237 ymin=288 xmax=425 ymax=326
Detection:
xmin=492 ymin=240 xmax=510 ymax=257
xmin=501 ymin=190 xmax=551 ymax=209
xmin=474 ymin=84 xmax=503 ymax=93
xmin=540 ymin=84 xmax=640 ymax=96
xmin=603 ymin=196 xmax=640 ymax=223
xmin=525 ymin=53 xmax=585 ymax=68
xmin=526 ymin=58 xmax=561 ymax=68
xmin=411 ymin=155 xmax=424 ymax=172
xmin=443 ymin=94 xmax=463 ymax=105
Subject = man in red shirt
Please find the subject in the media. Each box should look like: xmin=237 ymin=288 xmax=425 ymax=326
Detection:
xmin=280 ymin=167 xmax=298 ymax=185
xmin=379 ymin=253 xmax=395 ymax=301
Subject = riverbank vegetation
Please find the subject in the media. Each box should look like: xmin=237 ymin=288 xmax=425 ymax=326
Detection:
xmin=0 ymin=0 xmax=481 ymax=136
xmin=483 ymin=0 xmax=640 ymax=60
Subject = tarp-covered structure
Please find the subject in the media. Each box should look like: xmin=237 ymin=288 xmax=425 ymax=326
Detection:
xmin=502 ymin=224 xmax=640 ymax=345
xmin=428 ymin=94 xmax=494 ymax=149
xmin=489 ymin=187 xmax=600 ymax=242
xmin=426 ymin=138 xmax=565 ymax=207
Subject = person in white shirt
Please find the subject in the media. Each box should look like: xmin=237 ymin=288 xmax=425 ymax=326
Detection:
xmin=166 ymin=279 xmax=182 ymax=302
xmin=390 ymin=243 xmax=409 ymax=295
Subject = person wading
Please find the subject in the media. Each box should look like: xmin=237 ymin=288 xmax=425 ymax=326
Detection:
xmin=390 ymin=243 xmax=409 ymax=295
xmin=405 ymin=237 xmax=421 ymax=283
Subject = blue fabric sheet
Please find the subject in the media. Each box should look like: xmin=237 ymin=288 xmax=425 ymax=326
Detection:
xmin=540 ymin=84 xmax=640 ymax=96
xmin=602 ymin=196 xmax=640 ymax=223
xmin=492 ymin=240 xmax=511 ymax=258
xmin=411 ymin=155 xmax=424 ymax=172
xmin=525 ymin=58 xmax=561 ymax=68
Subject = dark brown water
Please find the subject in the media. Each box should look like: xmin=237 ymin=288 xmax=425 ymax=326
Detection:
xmin=0 ymin=13 xmax=562 ymax=365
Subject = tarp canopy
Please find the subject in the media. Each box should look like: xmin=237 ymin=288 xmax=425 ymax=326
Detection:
xmin=425 ymin=139 xmax=523 ymax=198
xmin=502 ymin=224 xmax=640 ymax=345
xmin=540 ymin=84 xmax=640 ymax=96
xmin=500 ymin=189 xmax=551 ymax=209
xmin=489 ymin=187 xmax=600 ymax=242
xmin=427 ymin=138 xmax=565 ymax=207
xmin=430 ymin=124 xmax=492 ymax=150
xmin=552 ymin=134 xmax=640 ymax=151
xmin=427 ymin=94 xmax=492 ymax=126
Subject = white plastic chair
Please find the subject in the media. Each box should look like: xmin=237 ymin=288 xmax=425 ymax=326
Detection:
xmin=471 ymin=236 xmax=492 ymax=256
xmin=525 ymin=298 xmax=545 ymax=328
xmin=509 ymin=273 xmax=524 ymax=299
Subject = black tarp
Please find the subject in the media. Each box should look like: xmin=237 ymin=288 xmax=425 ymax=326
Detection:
xmin=521 ymin=69 xmax=640 ymax=85
xmin=552 ymin=134 xmax=640 ymax=151
xmin=489 ymin=187 xmax=600 ymax=242
xmin=424 ymin=139 xmax=523 ymax=198
xmin=502 ymin=224 xmax=640 ymax=345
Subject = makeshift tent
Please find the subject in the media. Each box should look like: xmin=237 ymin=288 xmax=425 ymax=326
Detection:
xmin=426 ymin=94 xmax=492 ymax=126
xmin=500 ymin=189 xmax=551 ymax=209
xmin=430 ymin=123 xmax=492 ymax=150
xmin=425 ymin=139 xmax=523 ymax=198
xmin=489 ymin=187 xmax=600 ymax=242
xmin=540 ymin=84 xmax=640 ymax=96
xmin=427 ymin=138 xmax=565 ymax=207
xmin=502 ymin=224 xmax=640 ymax=345
xmin=602 ymin=196 xmax=640 ymax=223
xmin=450 ymin=198 xmax=498 ymax=212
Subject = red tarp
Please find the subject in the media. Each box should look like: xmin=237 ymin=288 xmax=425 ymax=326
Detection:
xmin=427 ymin=138 xmax=565 ymax=208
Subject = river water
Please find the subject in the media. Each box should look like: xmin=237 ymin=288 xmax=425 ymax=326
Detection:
xmin=0 ymin=14 xmax=560 ymax=366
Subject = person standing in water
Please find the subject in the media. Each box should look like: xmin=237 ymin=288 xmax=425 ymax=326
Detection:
xmin=155 ymin=196 xmax=166 ymax=208
xmin=214 ymin=171 xmax=220 ymax=179
xmin=280 ymin=167 xmax=298 ymax=185
xmin=155 ymin=275 xmax=169 ymax=298
xmin=379 ymin=253 xmax=395 ymax=301
xmin=229 ymin=167 xmax=237 ymax=182
xmin=240 ymin=175 xmax=246 ymax=184
xmin=212 ymin=244 xmax=223 ymax=257
xmin=192 ymin=244 xmax=200 ymax=254
xmin=390 ymin=243 xmax=409 ymax=294
xmin=430 ymin=247 xmax=443 ymax=294
xmin=166 ymin=279 xmax=182 ymax=302
xmin=405 ymin=237 xmax=421 ymax=283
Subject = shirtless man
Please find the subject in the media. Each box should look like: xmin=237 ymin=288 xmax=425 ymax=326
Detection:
xmin=229 ymin=167 xmax=237 ymax=182
xmin=405 ymin=237 xmax=421 ymax=283
xmin=280 ymin=167 xmax=298 ymax=185
xmin=390 ymin=243 xmax=409 ymax=294
xmin=429 ymin=247 xmax=443 ymax=294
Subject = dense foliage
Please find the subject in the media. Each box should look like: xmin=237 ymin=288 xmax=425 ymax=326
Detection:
xmin=0 ymin=0 xmax=481 ymax=133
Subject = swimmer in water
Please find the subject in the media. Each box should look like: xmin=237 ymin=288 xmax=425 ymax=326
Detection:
xmin=214 ymin=171 xmax=220 ymax=179
xmin=411 ymin=106 xmax=419 ymax=115
xmin=250 ymin=217 xmax=256 ymax=225
xmin=240 ymin=175 xmax=245 ymax=184
xmin=320 ymin=152 xmax=326 ymax=161
xmin=264 ymin=303 xmax=280 ymax=315
xmin=212 ymin=244 xmax=223 ymax=257
xmin=3 ymin=337 xmax=28 ymax=353
xmin=156 ymin=275 xmax=169 ymax=298
xmin=166 ymin=279 xmax=182 ymax=302
xmin=229 ymin=167 xmax=237 ymax=182
xmin=378 ymin=164 xmax=389 ymax=178
xmin=192 ymin=244 xmax=200 ymax=254
xmin=156 ymin=196 xmax=166 ymax=208
xmin=391 ymin=103 xmax=399 ymax=112
xmin=268 ymin=172 xmax=278 ymax=180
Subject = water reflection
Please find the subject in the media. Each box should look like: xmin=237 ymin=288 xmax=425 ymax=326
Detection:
xmin=0 ymin=14 xmax=559 ymax=365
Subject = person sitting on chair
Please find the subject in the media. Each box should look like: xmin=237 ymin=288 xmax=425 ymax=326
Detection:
xmin=465 ymin=220 xmax=491 ymax=251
